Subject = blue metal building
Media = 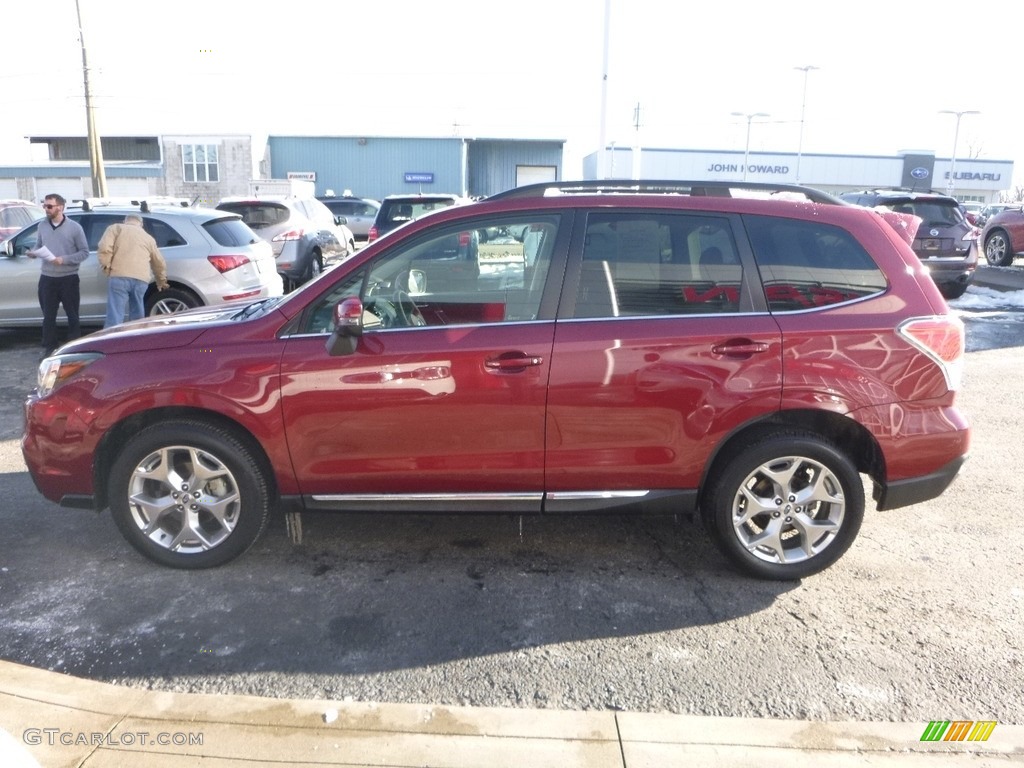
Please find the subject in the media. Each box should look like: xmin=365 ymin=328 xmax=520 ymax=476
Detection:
xmin=265 ymin=136 xmax=564 ymax=200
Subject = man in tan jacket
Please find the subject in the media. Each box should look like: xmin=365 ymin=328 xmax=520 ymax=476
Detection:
xmin=98 ymin=214 xmax=169 ymax=327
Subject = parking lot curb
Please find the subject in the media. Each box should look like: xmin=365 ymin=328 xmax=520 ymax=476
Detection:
xmin=1 ymin=660 xmax=1021 ymax=766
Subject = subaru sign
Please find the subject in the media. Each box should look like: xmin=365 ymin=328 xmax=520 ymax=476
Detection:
xmin=901 ymin=154 xmax=935 ymax=188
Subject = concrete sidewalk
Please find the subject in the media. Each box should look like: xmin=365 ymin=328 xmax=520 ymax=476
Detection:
xmin=1 ymin=661 xmax=1021 ymax=767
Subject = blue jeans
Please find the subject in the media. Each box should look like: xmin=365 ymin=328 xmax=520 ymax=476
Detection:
xmin=105 ymin=277 xmax=148 ymax=328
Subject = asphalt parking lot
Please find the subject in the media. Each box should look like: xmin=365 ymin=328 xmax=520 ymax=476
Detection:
xmin=0 ymin=270 xmax=1022 ymax=726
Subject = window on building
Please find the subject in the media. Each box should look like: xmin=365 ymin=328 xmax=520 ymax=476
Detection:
xmin=182 ymin=144 xmax=219 ymax=183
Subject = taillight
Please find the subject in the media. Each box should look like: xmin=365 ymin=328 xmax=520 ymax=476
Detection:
xmin=272 ymin=228 xmax=304 ymax=242
xmin=367 ymin=226 xmax=379 ymax=242
xmin=208 ymin=254 xmax=251 ymax=273
xmin=897 ymin=315 xmax=965 ymax=390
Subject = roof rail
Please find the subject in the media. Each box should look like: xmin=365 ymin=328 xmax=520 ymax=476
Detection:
xmin=70 ymin=197 xmax=192 ymax=213
xmin=487 ymin=179 xmax=846 ymax=205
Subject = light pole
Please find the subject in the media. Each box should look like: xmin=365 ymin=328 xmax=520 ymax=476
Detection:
xmin=731 ymin=112 xmax=770 ymax=181
xmin=938 ymin=109 xmax=979 ymax=198
xmin=794 ymin=65 xmax=819 ymax=184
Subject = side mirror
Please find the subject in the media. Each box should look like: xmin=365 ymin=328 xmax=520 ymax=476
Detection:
xmin=334 ymin=215 xmax=349 ymax=227
xmin=1 ymin=239 xmax=12 ymax=257
xmin=325 ymin=296 xmax=363 ymax=356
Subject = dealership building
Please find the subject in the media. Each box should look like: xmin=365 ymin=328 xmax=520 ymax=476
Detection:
xmin=584 ymin=146 xmax=1013 ymax=204
xmin=0 ymin=134 xmax=1014 ymax=205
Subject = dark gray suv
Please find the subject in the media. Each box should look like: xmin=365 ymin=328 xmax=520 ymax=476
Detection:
xmin=839 ymin=189 xmax=978 ymax=299
xmin=367 ymin=193 xmax=468 ymax=243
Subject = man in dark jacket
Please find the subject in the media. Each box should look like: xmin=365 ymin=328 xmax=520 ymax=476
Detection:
xmin=29 ymin=194 xmax=89 ymax=357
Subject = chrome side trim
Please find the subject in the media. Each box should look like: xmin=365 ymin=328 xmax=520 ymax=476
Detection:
xmin=310 ymin=492 xmax=543 ymax=503
xmin=544 ymin=490 xmax=651 ymax=500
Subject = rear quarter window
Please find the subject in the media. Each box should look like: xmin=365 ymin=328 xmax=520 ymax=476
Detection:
xmin=744 ymin=215 xmax=888 ymax=312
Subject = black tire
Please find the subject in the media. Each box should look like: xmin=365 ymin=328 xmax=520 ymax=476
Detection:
xmin=309 ymin=254 xmax=323 ymax=281
xmin=984 ymin=230 xmax=1015 ymax=267
xmin=701 ymin=430 xmax=864 ymax=580
xmin=940 ymin=282 xmax=968 ymax=300
xmin=108 ymin=420 xmax=271 ymax=569
xmin=146 ymin=287 xmax=202 ymax=316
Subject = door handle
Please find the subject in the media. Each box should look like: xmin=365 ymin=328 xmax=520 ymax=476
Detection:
xmin=711 ymin=339 xmax=770 ymax=357
xmin=485 ymin=353 xmax=544 ymax=371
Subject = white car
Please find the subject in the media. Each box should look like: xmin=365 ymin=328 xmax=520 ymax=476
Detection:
xmin=0 ymin=202 xmax=283 ymax=327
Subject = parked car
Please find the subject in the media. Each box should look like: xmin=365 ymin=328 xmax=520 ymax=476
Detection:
xmin=959 ymin=201 xmax=983 ymax=226
xmin=839 ymin=189 xmax=978 ymax=299
xmin=979 ymin=204 xmax=1024 ymax=266
xmin=975 ymin=202 xmax=1019 ymax=228
xmin=317 ymin=193 xmax=380 ymax=240
xmin=0 ymin=201 xmax=282 ymax=328
xmin=216 ymin=196 xmax=355 ymax=290
xmin=367 ymin=193 xmax=469 ymax=243
xmin=0 ymin=199 xmax=45 ymax=238
xmin=22 ymin=180 xmax=969 ymax=580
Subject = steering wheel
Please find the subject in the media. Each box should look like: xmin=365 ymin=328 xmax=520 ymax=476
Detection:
xmin=395 ymin=291 xmax=426 ymax=327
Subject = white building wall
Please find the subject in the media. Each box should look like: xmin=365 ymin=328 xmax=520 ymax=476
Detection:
xmin=591 ymin=147 xmax=1014 ymax=203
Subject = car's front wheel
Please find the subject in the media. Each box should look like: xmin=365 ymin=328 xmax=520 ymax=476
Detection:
xmin=108 ymin=421 xmax=271 ymax=568
xmin=985 ymin=230 xmax=1015 ymax=267
xmin=702 ymin=431 xmax=864 ymax=580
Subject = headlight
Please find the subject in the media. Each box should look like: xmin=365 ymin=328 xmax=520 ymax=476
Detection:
xmin=37 ymin=353 xmax=103 ymax=397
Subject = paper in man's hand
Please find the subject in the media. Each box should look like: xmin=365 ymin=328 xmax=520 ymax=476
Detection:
xmin=28 ymin=245 xmax=57 ymax=262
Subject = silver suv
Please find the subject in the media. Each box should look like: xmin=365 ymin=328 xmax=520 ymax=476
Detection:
xmin=217 ymin=196 xmax=355 ymax=290
xmin=0 ymin=201 xmax=283 ymax=327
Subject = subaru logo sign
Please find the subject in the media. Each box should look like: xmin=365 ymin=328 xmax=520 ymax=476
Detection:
xmin=911 ymin=167 xmax=930 ymax=180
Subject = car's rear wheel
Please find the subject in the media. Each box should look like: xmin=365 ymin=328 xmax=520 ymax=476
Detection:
xmin=146 ymin=287 xmax=201 ymax=316
xmin=985 ymin=230 xmax=1015 ymax=267
xmin=702 ymin=431 xmax=864 ymax=580
xmin=108 ymin=421 xmax=270 ymax=569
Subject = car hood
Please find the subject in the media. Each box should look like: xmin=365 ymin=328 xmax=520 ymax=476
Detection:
xmin=55 ymin=301 xmax=259 ymax=354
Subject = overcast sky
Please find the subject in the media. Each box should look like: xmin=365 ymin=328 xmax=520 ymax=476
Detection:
xmin=4 ymin=0 xmax=1021 ymax=190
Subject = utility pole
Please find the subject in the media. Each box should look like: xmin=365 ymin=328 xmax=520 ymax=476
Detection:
xmin=632 ymin=102 xmax=642 ymax=180
xmin=76 ymin=0 xmax=107 ymax=198
xmin=597 ymin=0 xmax=611 ymax=179
xmin=938 ymin=109 xmax=980 ymax=198
xmin=731 ymin=112 xmax=770 ymax=181
xmin=794 ymin=65 xmax=818 ymax=184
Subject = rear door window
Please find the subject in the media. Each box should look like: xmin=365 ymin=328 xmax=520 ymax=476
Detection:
xmin=144 ymin=217 xmax=188 ymax=248
xmin=570 ymin=212 xmax=745 ymax=318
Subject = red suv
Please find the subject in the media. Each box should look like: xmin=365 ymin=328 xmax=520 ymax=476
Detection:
xmin=980 ymin=204 xmax=1024 ymax=266
xmin=22 ymin=181 xmax=970 ymax=580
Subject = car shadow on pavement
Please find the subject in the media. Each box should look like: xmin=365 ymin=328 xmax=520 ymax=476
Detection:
xmin=0 ymin=490 xmax=796 ymax=686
